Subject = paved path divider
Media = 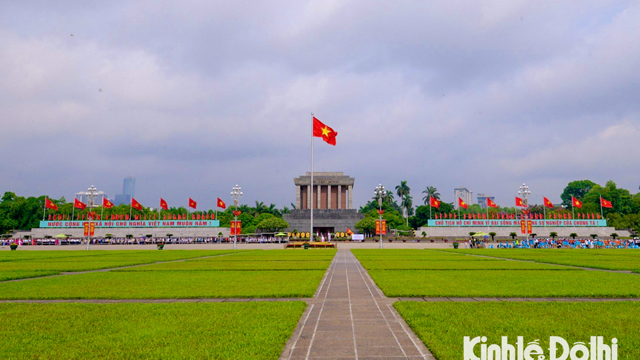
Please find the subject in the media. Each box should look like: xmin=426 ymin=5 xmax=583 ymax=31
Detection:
xmin=279 ymin=249 xmax=434 ymax=360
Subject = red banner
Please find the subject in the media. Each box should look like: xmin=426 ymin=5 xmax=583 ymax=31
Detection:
xmin=381 ymin=220 xmax=386 ymax=235
xmin=527 ymin=220 xmax=532 ymax=234
xmin=375 ymin=220 xmax=381 ymax=235
xmin=230 ymin=220 xmax=242 ymax=235
xmin=84 ymin=222 xmax=90 ymax=236
xmin=89 ymin=222 xmax=95 ymax=236
xmin=520 ymin=220 xmax=526 ymax=234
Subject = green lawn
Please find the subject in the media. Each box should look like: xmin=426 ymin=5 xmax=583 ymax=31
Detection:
xmin=368 ymin=269 xmax=640 ymax=297
xmin=0 ymin=250 xmax=244 ymax=278
xmin=0 ymin=270 xmax=60 ymax=281
xmin=0 ymin=302 xmax=306 ymax=360
xmin=395 ymin=301 xmax=640 ymax=360
xmin=0 ymin=270 xmax=325 ymax=299
xmin=443 ymin=248 xmax=640 ymax=271
xmin=360 ymin=259 xmax=575 ymax=270
xmin=352 ymin=248 xmax=498 ymax=261
xmin=121 ymin=259 xmax=331 ymax=271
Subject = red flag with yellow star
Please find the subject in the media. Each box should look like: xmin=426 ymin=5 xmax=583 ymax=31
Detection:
xmin=515 ymin=197 xmax=525 ymax=207
xmin=458 ymin=198 xmax=468 ymax=209
xmin=543 ymin=197 xmax=553 ymax=208
xmin=313 ymin=117 xmax=338 ymax=145
xmin=430 ymin=197 xmax=441 ymax=209
xmin=188 ymin=198 xmax=197 ymax=209
xmin=487 ymin=198 xmax=498 ymax=208
xmin=572 ymin=197 xmax=582 ymax=209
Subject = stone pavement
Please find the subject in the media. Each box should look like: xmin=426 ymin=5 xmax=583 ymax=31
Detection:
xmin=280 ymin=249 xmax=434 ymax=360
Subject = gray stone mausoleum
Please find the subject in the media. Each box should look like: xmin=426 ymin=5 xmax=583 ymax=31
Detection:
xmin=284 ymin=172 xmax=364 ymax=234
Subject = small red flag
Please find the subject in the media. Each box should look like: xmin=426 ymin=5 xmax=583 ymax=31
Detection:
xmin=543 ymin=197 xmax=553 ymax=208
xmin=160 ymin=198 xmax=168 ymax=211
xmin=600 ymin=197 xmax=613 ymax=209
xmin=572 ymin=197 xmax=582 ymax=209
xmin=458 ymin=198 xmax=468 ymax=209
xmin=45 ymin=198 xmax=58 ymax=211
xmin=74 ymin=198 xmax=87 ymax=210
xmin=515 ymin=197 xmax=525 ymax=207
xmin=312 ymin=117 xmax=338 ymax=146
xmin=188 ymin=198 xmax=197 ymax=209
xmin=346 ymin=228 xmax=354 ymax=235
xmin=217 ymin=198 xmax=226 ymax=209
xmin=486 ymin=198 xmax=498 ymax=208
xmin=430 ymin=197 xmax=441 ymax=208
xmin=103 ymin=197 xmax=114 ymax=209
xmin=132 ymin=198 xmax=143 ymax=211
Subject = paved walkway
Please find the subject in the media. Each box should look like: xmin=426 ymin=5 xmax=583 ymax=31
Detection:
xmin=280 ymin=249 xmax=434 ymax=360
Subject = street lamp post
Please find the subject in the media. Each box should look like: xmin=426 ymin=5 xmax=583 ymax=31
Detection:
xmin=230 ymin=184 xmax=243 ymax=250
xmin=518 ymin=183 xmax=531 ymax=207
xmin=374 ymin=184 xmax=387 ymax=249
xmin=76 ymin=185 xmax=104 ymax=250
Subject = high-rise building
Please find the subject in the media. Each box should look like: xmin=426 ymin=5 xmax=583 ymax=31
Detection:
xmin=454 ymin=187 xmax=472 ymax=209
xmin=477 ymin=193 xmax=495 ymax=209
xmin=114 ymin=177 xmax=136 ymax=205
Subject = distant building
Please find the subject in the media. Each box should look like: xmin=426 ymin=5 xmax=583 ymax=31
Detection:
xmin=114 ymin=177 xmax=136 ymax=205
xmin=454 ymin=187 xmax=472 ymax=209
xmin=283 ymin=172 xmax=364 ymax=235
xmin=477 ymin=193 xmax=495 ymax=209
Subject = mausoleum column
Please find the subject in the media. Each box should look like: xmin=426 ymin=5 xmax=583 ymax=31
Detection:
xmin=348 ymin=185 xmax=353 ymax=209
xmin=327 ymin=185 xmax=332 ymax=209
xmin=296 ymin=185 xmax=301 ymax=209
xmin=317 ymin=185 xmax=321 ymax=210
xmin=307 ymin=184 xmax=311 ymax=210
xmin=337 ymin=185 xmax=342 ymax=209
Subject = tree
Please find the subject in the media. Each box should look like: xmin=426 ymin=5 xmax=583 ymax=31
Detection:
xmin=570 ymin=233 xmax=577 ymax=239
xmin=549 ymin=232 xmax=558 ymax=240
xmin=489 ymin=232 xmax=496 ymax=241
xmin=560 ymin=180 xmax=596 ymax=207
xmin=255 ymin=217 xmax=289 ymax=232
xmin=355 ymin=217 xmax=376 ymax=235
xmin=610 ymin=233 xmax=618 ymax=239
xmin=422 ymin=186 xmax=440 ymax=205
xmin=395 ymin=181 xmax=411 ymax=222
xmin=509 ymin=232 xmax=517 ymax=240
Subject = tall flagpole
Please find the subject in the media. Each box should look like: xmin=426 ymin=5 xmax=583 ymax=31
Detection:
xmin=600 ymin=195 xmax=604 ymax=218
xmin=43 ymin=197 xmax=47 ymax=221
xmin=310 ymin=113 xmax=314 ymax=243
xmin=429 ymin=198 xmax=432 ymax=219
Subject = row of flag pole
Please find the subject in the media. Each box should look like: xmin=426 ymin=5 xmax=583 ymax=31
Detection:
xmin=429 ymin=195 xmax=614 ymax=219
xmin=43 ymin=196 xmax=228 ymax=221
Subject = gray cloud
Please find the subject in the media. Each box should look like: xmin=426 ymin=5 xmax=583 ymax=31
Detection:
xmin=1 ymin=0 xmax=638 ymax=210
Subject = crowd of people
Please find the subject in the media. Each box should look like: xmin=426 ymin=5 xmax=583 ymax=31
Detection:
xmin=1 ymin=236 xmax=290 ymax=247
xmin=466 ymin=237 xmax=640 ymax=249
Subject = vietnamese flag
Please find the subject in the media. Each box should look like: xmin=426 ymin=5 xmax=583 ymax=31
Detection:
xmin=572 ymin=197 xmax=582 ymax=209
xmin=430 ymin=197 xmax=441 ymax=209
xmin=188 ymin=198 xmax=197 ymax=209
xmin=217 ymin=198 xmax=226 ymax=209
xmin=600 ymin=197 xmax=613 ymax=209
xmin=132 ymin=198 xmax=143 ymax=211
xmin=74 ymin=198 xmax=87 ymax=210
xmin=103 ymin=198 xmax=114 ymax=209
xmin=487 ymin=198 xmax=498 ymax=208
xmin=543 ymin=197 xmax=553 ymax=208
xmin=160 ymin=198 xmax=168 ymax=211
xmin=45 ymin=197 xmax=58 ymax=211
xmin=515 ymin=197 xmax=525 ymax=207
xmin=313 ymin=117 xmax=338 ymax=146
xmin=458 ymin=198 xmax=468 ymax=209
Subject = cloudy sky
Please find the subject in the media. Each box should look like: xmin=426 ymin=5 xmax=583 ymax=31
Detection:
xmin=1 ymin=1 xmax=639 ymax=210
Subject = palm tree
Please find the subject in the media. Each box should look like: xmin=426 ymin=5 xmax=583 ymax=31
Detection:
xmin=422 ymin=186 xmax=440 ymax=205
xmin=395 ymin=181 xmax=411 ymax=222
xmin=401 ymin=195 xmax=413 ymax=225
